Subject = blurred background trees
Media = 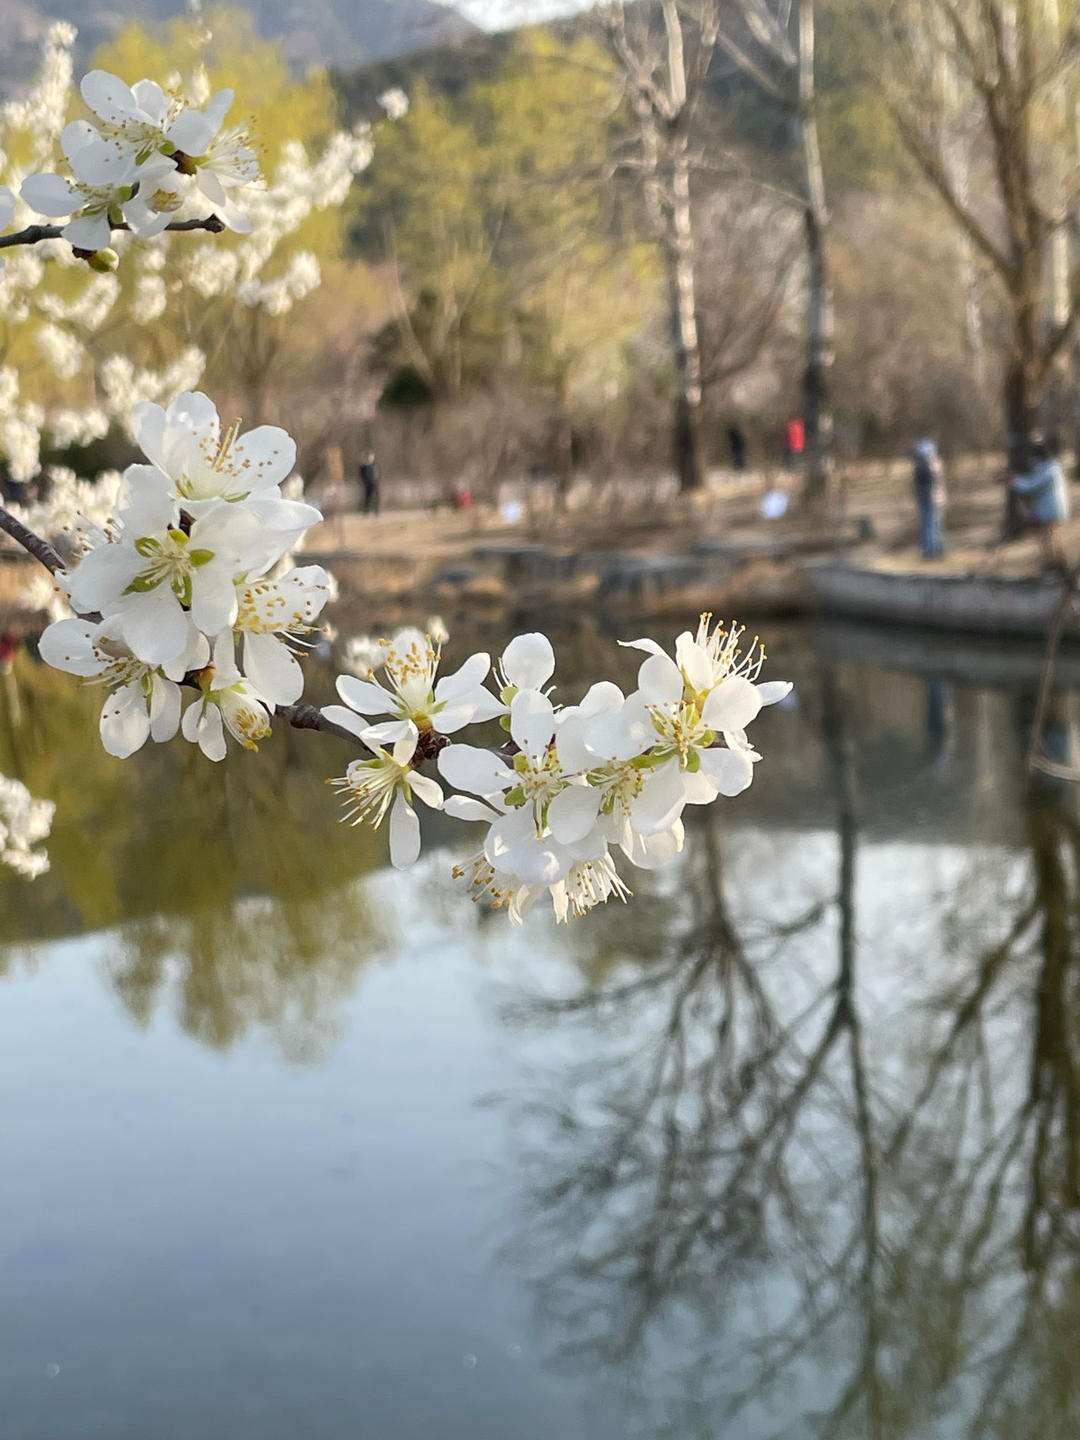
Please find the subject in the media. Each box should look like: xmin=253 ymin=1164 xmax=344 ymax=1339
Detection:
xmin=10 ymin=0 xmax=1079 ymax=492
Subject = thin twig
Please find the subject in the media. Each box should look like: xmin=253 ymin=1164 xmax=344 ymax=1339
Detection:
xmin=0 ymin=214 xmax=226 ymax=252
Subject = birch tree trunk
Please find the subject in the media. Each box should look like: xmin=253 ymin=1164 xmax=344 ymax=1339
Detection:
xmin=797 ymin=0 xmax=834 ymax=509
xmin=662 ymin=0 xmax=705 ymax=493
xmin=668 ymin=135 xmax=706 ymax=492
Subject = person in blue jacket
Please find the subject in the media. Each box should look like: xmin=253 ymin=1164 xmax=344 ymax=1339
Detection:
xmin=1010 ymin=433 xmax=1070 ymax=566
xmin=912 ymin=438 xmax=945 ymax=558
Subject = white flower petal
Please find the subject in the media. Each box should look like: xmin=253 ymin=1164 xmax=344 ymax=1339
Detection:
xmin=438 ymin=743 xmax=512 ymax=796
xmin=618 ymin=637 xmax=665 ymax=657
xmin=509 ymin=689 xmax=555 ymax=758
xmin=226 ymin=425 xmax=297 ymax=491
xmin=675 ymin=632 xmax=713 ymax=692
xmin=320 ymin=704 xmax=380 ymax=741
xmin=131 ymin=401 xmax=168 ymax=471
xmin=466 ymin=691 xmax=508 ymax=723
xmin=20 ymin=173 xmax=76 ymax=217
xmin=757 ymin=680 xmax=793 ymax=706
xmin=69 ymin=140 xmax=134 ymax=187
xmin=389 ymin=791 xmax=421 ymax=868
xmin=81 ymin=71 xmax=137 ymax=123
xmin=38 ymin=618 xmax=103 ymax=676
xmin=621 ymin=820 xmax=684 ymax=870
xmin=409 ymin=771 xmax=443 ymax=810
xmin=243 ymin=630 xmax=302 ymax=705
xmin=431 ymin=702 xmax=478 ymax=735
xmin=119 ymin=584 xmax=190 ymax=665
xmin=336 ymin=673 xmax=394 ymax=715
xmin=389 ymin=725 xmax=420 ymax=765
xmin=435 ymin=651 xmax=489 ymax=704
xmin=578 ymin=681 xmax=625 ymax=715
xmin=64 ymin=545 xmax=141 ymax=613
xmin=167 ymin=110 xmax=215 ymax=157
xmin=681 ymin=767 xmax=718 ymax=805
xmin=698 ymin=745 xmax=755 ymax=797
xmin=100 ymin=682 xmax=150 ymax=758
xmin=189 ymin=563 xmax=238 ymax=636
xmin=362 ymin=719 xmax=415 ymax=745
xmin=548 ymin=785 xmax=601 ymax=844
xmin=630 ymin=760 xmax=688 ymax=835
xmin=149 ymin=676 xmax=181 ymax=742
xmin=119 ymin=466 xmax=176 ymax=534
xmin=501 ymin=632 xmax=555 ymax=691
xmin=701 ymin=676 xmax=763 ymax=732
xmin=638 ymin=652 xmax=684 ymax=704
xmin=62 ymin=212 xmax=112 ymax=252
xmin=444 ymin=795 xmax=498 ymax=822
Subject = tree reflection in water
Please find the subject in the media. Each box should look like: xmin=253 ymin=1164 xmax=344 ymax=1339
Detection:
xmin=498 ymin=665 xmax=1080 ymax=1439
xmin=0 ymin=653 xmax=388 ymax=1059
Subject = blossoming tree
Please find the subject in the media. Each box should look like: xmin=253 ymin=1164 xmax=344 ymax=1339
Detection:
xmin=0 ymin=28 xmax=791 ymax=921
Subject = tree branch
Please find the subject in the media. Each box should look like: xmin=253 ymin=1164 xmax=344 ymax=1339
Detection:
xmin=891 ymin=104 xmax=1013 ymax=279
xmin=0 ymin=214 xmax=227 ymax=252
xmin=0 ymin=506 xmax=65 ymax=572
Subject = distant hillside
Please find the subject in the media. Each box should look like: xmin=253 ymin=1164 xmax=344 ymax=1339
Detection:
xmin=0 ymin=0 xmax=478 ymax=91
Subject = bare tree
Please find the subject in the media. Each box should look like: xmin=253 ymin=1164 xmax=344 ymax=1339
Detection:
xmin=598 ymin=1 xmax=721 ymax=492
xmin=716 ymin=0 xmax=836 ymax=506
xmin=881 ymin=0 xmax=1080 ymax=469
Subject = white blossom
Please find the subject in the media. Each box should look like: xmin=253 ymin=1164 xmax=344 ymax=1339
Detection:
xmin=180 ymin=635 xmax=271 ymax=761
xmin=39 ymin=615 xmax=201 ymax=757
xmin=377 ymin=88 xmax=410 ymax=121
xmin=323 ymin=627 xmax=503 ymax=744
xmin=331 ymin=724 xmax=443 ymax=868
xmin=0 ymin=775 xmax=54 ymax=879
xmin=232 ymin=564 xmax=331 ymax=705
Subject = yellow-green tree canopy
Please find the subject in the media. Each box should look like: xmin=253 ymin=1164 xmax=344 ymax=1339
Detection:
xmin=360 ymin=28 xmax=655 ymax=410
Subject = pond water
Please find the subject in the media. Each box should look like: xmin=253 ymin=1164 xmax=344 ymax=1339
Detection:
xmin=2 ymin=616 xmax=1079 ymax=1439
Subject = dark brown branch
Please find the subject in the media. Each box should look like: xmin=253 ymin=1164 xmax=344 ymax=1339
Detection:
xmin=0 ymin=214 xmax=226 ymax=252
xmin=0 ymin=506 xmax=65 ymax=572
xmin=277 ymin=703 xmax=361 ymax=745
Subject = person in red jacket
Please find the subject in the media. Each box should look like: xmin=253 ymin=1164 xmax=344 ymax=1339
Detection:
xmin=784 ymin=416 xmax=805 ymax=467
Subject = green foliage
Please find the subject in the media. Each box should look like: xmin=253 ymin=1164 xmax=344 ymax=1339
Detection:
xmin=0 ymin=655 xmax=385 ymax=1053
xmin=356 ymin=27 xmax=656 ymax=410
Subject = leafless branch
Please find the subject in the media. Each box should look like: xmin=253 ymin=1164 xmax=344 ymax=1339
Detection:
xmin=0 ymin=214 xmax=227 ymax=252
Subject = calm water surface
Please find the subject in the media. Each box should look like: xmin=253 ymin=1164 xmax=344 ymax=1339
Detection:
xmin=1 ymin=618 xmax=1078 ymax=1439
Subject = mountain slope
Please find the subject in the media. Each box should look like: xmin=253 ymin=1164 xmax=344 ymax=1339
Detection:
xmin=0 ymin=0 xmax=478 ymax=91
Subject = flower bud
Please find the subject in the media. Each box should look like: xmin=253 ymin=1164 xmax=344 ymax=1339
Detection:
xmin=86 ymin=248 xmax=119 ymax=273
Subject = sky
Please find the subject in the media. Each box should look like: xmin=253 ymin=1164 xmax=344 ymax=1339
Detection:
xmin=454 ymin=0 xmax=589 ymax=29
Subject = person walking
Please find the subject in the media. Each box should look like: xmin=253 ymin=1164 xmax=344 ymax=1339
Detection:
xmin=359 ymin=450 xmax=380 ymax=516
xmin=912 ymin=438 xmax=945 ymax=559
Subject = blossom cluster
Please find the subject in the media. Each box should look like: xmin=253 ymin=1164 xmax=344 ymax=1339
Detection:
xmin=0 ymin=27 xmax=372 ymax=515
xmin=0 ymin=774 xmax=55 ymax=879
xmin=20 ymin=69 xmax=260 ymax=253
xmin=324 ymin=617 xmax=790 ymax=924
xmin=39 ymin=392 xmax=330 ymax=760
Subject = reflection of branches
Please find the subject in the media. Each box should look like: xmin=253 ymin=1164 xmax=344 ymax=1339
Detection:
xmin=502 ymin=668 xmax=1080 ymax=1439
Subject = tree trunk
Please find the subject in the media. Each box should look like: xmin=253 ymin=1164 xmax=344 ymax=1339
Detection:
xmin=1005 ymin=279 xmax=1044 ymax=471
xmin=667 ymin=141 xmax=706 ymax=493
xmin=797 ymin=0 xmax=834 ymax=510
